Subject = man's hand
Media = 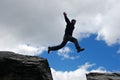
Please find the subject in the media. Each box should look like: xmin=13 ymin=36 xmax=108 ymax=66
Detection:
xmin=63 ymin=12 xmax=67 ymax=16
xmin=63 ymin=12 xmax=70 ymax=23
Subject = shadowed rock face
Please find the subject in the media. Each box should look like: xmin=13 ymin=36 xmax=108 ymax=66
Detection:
xmin=0 ymin=51 xmax=53 ymax=80
xmin=86 ymin=72 xmax=120 ymax=80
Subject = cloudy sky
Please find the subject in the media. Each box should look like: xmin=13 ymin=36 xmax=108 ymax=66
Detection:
xmin=0 ymin=0 xmax=120 ymax=80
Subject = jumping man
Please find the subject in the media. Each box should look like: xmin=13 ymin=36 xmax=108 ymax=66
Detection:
xmin=48 ymin=12 xmax=85 ymax=53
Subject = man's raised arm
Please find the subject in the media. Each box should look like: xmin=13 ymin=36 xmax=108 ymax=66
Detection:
xmin=63 ymin=12 xmax=70 ymax=24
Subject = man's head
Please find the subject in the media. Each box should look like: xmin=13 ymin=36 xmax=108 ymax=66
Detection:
xmin=71 ymin=19 xmax=76 ymax=25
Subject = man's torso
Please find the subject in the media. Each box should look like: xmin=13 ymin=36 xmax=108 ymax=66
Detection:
xmin=65 ymin=23 xmax=75 ymax=36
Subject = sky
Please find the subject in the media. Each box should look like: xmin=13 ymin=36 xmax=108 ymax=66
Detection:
xmin=0 ymin=0 xmax=120 ymax=80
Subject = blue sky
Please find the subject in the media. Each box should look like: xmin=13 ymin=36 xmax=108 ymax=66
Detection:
xmin=0 ymin=0 xmax=120 ymax=80
xmin=40 ymin=34 xmax=120 ymax=72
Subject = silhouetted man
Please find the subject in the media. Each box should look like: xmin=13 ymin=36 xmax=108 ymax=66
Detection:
xmin=48 ymin=12 xmax=84 ymax=53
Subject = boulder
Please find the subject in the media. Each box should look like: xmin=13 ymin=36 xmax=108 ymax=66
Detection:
xmin=0 ymin=51 xmax=53 ymax=80
xmin=86 ymin=72 xmax=120 ymax=80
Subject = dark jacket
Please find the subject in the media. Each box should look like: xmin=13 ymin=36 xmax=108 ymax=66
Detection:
xmin=64 ymin=15 xmax=75 ymax=36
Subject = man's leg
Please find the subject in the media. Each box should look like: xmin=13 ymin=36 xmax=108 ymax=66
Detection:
xmin=48 ymin=37 xmax=68 ymax=53
xmin=68 ymin=36 xmax=84 ymax=52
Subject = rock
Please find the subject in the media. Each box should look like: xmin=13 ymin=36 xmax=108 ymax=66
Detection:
xmin=86 ymin=72 xmax=120 ymax=80
xmin=0 ymin=51 xmax=53 ymax=80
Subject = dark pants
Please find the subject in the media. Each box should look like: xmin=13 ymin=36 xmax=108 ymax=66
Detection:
xmin=50 ymin=35 xmax=80 ymax=51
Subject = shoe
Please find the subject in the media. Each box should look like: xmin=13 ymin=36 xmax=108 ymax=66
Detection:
xmin=48 ymin=47 xmax=51 ymax=54
xmin=77 ymin=48 xmax=85 ymax=53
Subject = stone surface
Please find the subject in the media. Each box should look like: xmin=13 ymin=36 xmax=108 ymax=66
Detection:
xmin=86 ymin=72 xmax=120 ymax=80
xmin=0 ymin=51 xmax=53 ymax=80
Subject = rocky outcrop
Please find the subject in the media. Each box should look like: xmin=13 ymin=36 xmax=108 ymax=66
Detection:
xmin=86 ymin=72 xmax=120 ymax=80
xmin=0 ymin=51 xmax=53 ymax=80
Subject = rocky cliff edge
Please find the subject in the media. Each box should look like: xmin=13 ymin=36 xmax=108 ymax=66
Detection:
xmin=0 ymin=51 xmax=53 ymax=80
xmin=86 ymin=72 xmax=120 ymax=80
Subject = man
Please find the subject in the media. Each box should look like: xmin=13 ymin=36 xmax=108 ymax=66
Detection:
xmin=48 ymin=12 xmax=84 ymax=53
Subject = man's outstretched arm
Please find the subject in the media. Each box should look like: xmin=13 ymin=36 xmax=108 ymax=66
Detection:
xmin=63 ymin=12 xmax=70 ymax=24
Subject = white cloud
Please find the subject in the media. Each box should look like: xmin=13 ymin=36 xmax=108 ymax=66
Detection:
xmin=96 ymin=1 xmax=120 ymax=45
xmin=51 ymin=62 xmax=108 ymax=80
xmin=10 ymin=44 xmax=46 ymax=56
xmin=117 ymin=48 xmax=120 ymax=54
xmin=90 ymin=67 xmax=108 ymax=73
xmin=58 ymin=47 xmax=79 ymax=60
xmin=0 ymin=0 xmax=120 ymax=55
